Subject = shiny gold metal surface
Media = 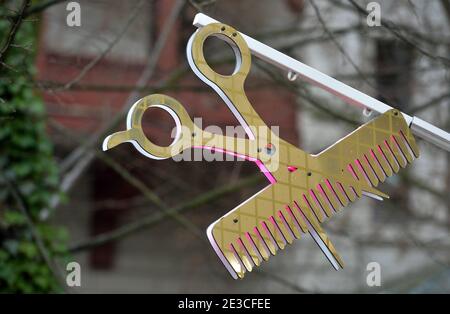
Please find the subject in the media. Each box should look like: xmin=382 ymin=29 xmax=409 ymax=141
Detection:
xmin=103 ymin=22 xmax=420 ymax=280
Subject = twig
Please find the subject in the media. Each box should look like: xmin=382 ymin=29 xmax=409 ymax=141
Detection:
xmin=23 ymin=0 xmax=67 ymax=18
xmin=51 ymin=0 xmax=186 ymax=210
xmin=49 ymin=119 xmax=205 ymax=240
xmin=440 ymin=0 xmax=450 ymax=26
xmin=346 ymin=0 xmax=450 ymax=67
xmin=68 ymin=174 xmax=262 ymax=252
xmin=2 ymin=176 xmax=68 ymax=293
xmin=0 ymin=0 xmax=30 ymax=67
xmin=254 ymin=59 xmax=360 ymax=126
xmin=409 ymin=92 xmax=450 ymax=114
xmin=309 ymin=0 xmax=376 ymax=93
xmin=62 ymin=0 xmax=146 ymax=90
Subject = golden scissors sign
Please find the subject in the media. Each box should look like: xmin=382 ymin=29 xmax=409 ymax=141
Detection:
xmin=103 ymin=20 xmax=420 ymax=279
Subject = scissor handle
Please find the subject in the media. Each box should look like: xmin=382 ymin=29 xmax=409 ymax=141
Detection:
xmin=187 ymin=23 xmax=270 ymax=140
xmin=103 ymin=23 xmax=281 ymax=165
xmin=103 ymin=94 xmax=262 ymax=161
xmin=103 ymin=94 xmax=195 ymax=160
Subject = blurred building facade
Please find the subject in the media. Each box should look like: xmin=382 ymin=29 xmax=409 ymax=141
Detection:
xmin=37 ymin=0 xmax=449 ymax=292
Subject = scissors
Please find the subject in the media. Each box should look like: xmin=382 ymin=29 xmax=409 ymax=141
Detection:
xmin=103 ymin=22 xmax=420 ymax=279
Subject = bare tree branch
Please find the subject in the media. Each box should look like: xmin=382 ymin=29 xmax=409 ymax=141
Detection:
xmin=2 ymin=175 xmax=68 ymax=293
xmin=309 ymin=0 xmax=376 ymax=94
xmin=0 ymin=0 xmax=30 ymax=68
xmin=346 ymin=0 xmax=450 ymax=66
xmin=50 ymin=0 xmax=186 ymax=210
xmin=68 ymin=174 xmax=262 ymax=252
xmin=62 ymin=0 xmax=147 ymax=90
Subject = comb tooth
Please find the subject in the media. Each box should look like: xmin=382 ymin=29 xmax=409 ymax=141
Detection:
xmin=256 ymin=224 xmax=277 ymax=256
xmin=296 ymin=202 xmax=344 ymax=269
xmin=392 ymin=134 xmax=413 ymax=163
xmin=314 ymin=184 xmax=333 ymax=217
xmin=261 ymin=221 xmax=284 ymax=251
xmin=240 ymin=235 xmax=261 ymax=266
xmin=303 ymin=193 xmax=324 ymax=222
xmin=350 ymin=183 xmax=362 ymax=198
xmin=388 ymin=137 xmax=407 ymax=168
xmin=356 ymin=158 xmax=379 ymax=187
xmin=319 ymin=182 xmax=340 ymax=212
xmin=337 ymin=181 xmax=355 ymax=203
xmin=279 ymin=209 xmax=300 ymax=239
xmin=372 ymin=148 xmax=393 ymax=177
xmin=252 ymin=227 xmax=272 ymax=259
xmin=364 ymin=153 xmax=385 ymax=182
xmin=311 ymin=188 xmax=333 ymax=217
xmin=325 ymin=179 xmax=347 ymax=208
xmin=236 ymin=238 xmax=255 ymax=271
xmin=295 ymin=199 xmax=320 ymax=230
xmin=286 ymin=205 xmax=308 ymax=234
xmin=350 ymin=185 xmax=361 ymax=199
xmin=347 ymin=163 xmax=359 ymax=180
xmin=343 ymin=166 xmax=363 ymax=198
xmin=351 ymin=160 xmax=370 ymax=185
xmin=269 ymin=216 xmax=291 ymax=245
xmin=399 ymin=130 xmax=419 ymax=158
xmin=380 ymin=142 xmax=400 ymax=173
xmin=229 ymin=243 xmax=246 ymax=278
xmin=244 ymin=232 xmax=263 ymax=264
xmin=293 ymin=201 xmax=311 ymax=232
xmin=274 ymin=213 xmax=295 ymax=243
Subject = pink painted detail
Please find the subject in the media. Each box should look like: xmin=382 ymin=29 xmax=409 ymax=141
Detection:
xmin=370 ymin=149 xmax=378 ymax=160
xmin=253 ymin=227 xmax=272 ymax=256
xmin=285 ymin=205 xmax=304 ymax=234
xmin=384 ymin=140 xmax=401 ymax=167
xmin=193 ymin=145 xmax=276 ymax=184
xmin=261 ymin=221 xmax=279 ymax=250
xmin=364 ymin=154 xmax=381 ymax=181
xmin=370 ymin=149 xmax=387 ymax=177
xmin=354 ymin=159 xmax=371 ymax=185
xmin=287 ymin=166 xmax=298 ymax=172
xmin=302 ymin=194 xmax=322 ymax=221
xmin=237 ymin=237 xmax=255 ymax=268
xmin=245 ymin=232 xmax=263 ymax=261
xmin=229 ymin=243 xmax=246 ymax=270
xmin=347 ymin=164 xmax=359 ymax=180
xmin=377 ymin=145 xmax=393 ymax=170
xmin=337 ymin=182 xmax=351 ymax=202
xmin=278 ymin=210 xmax=297 ymax=239
xmin=391 ymin=135 xmax=407 ymax=161
xmin=310 ymin=189 xmax=329 ymax=218
xmin=325 ymin=179 xmax=344 ymax=207
xmin=317 ymin=183 xmax=336 ymax=212
xmin=269 ymin=216 xmax=287 ymax=244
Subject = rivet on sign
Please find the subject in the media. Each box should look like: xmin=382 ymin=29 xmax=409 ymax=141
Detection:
xmin=264 ymin=143 xmax=276 ymax=156
xmin=287 ymin=71 xmax=298 ymax=81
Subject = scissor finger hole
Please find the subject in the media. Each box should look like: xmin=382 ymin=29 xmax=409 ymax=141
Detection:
xmin=202 ymin=34 xmax=242 ymax=76
xmin=147 ymin=104 xmax=182 ymax=147
xmin=142 ymin=106 xmax=181 ymax=146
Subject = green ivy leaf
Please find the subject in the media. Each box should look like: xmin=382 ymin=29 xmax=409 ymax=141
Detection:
xmin=3 ymin=210 xmax=27 ymax=226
